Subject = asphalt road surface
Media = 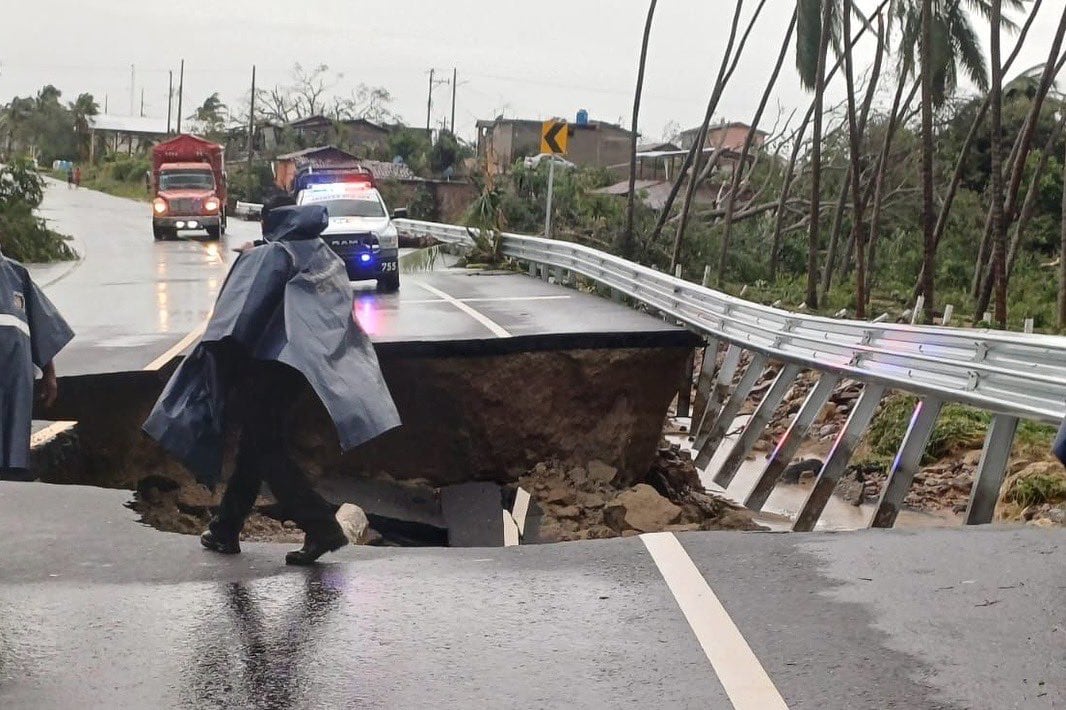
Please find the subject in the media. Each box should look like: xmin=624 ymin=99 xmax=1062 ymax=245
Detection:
xmin=30 ymin=180 xmax=250 ymax=377
xmin=31 ymin=181 xmax=692 ymax=379
xmin=11 ymin=182 xmax=1064 ymax=709
xmin=0 ymin=483 xmax=1062 ymax=709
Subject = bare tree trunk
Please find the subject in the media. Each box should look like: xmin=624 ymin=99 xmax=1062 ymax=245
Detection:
xmin=1059 ymin=135 xmax=1066 ymax=330
xmin=918 ymin=0 xmax=936 ymax=323
xmin=868 ymin=77 xmax=919 ymax=301
xmin=768 ymin=0 xmax=890 ymax=279
xmin=971 ymin=117 xmax=1025 ymax=298
xmin=672 ymin=0 xmax=764 ymax=272
xmin=805 ymin=0 xmax=834 ymax=310
xmin=1003 ymin=112 xmax=1066 ymax=282
xmin=989 ymin=0 xmax=1006 ymax=328
xmin=822 ymin=15 xmax=885 ymax=299
xmin=621 ymin=0 xmax=658 ymax=259
xmin=974 ymin=22 xmax=1066 ymax=320
xmin=717 ymin=10 xmax=798 ymax=286
xmin=910 ymin=0 xmax=1044 ymax=302
xmin=841 ymin=2 xmax=869 ymax=318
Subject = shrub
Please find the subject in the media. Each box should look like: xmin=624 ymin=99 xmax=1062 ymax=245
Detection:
xmin=0 ymin=201 xmax=76 ymax=263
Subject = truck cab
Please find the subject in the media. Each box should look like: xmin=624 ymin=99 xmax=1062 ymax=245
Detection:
xmin=294 ymin=170 xmax=401 ymax=292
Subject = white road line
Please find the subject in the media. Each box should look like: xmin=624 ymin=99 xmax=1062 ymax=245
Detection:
xmin=143 ymin=320 xmax=209 ymax=371
xmin=401 ymin=295 xmax=573 ymax=305
xmin=416 ymin=282 xmax=512 ymax=338
xmin=641 ymin=532 xmax=789 ymax=710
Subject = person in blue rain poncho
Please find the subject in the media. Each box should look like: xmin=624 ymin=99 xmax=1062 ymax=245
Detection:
xmin=0 ymin=247 xmax=73 ymax=481
xmin=143 ymin=195 xmax=400 ymax=565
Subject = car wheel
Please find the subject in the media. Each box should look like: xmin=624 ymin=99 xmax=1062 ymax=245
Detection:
xmin=377 ymin=273 xmax=400 ymax=293
xmin=206 ymin=225 xmax=222 ymax=240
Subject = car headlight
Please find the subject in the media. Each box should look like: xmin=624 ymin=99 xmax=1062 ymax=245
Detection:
xmin=152 ymin=198 xmax=167 ymax=215
xmin=203 ymin=198 xmax=220 ymax=212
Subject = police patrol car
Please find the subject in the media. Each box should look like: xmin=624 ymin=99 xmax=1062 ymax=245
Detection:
xmin=295 ymin=170 xmax=402 ymax=292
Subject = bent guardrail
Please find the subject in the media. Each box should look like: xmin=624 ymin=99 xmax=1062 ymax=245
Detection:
xmin=395 ymin=218 xmax=1066 ymax=531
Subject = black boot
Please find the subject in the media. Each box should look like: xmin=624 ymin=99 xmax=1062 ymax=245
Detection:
xmin=201 ymin=520 xmax=241 ymax=555
xmin=285 ymin=527 xmax=348 ymax=566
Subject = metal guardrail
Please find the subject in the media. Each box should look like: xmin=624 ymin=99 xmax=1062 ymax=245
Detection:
xmin=395 ymin=218 xmax=1066 ymax=531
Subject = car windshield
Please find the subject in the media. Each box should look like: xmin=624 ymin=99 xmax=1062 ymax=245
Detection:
xmin=318 ymin=198 xmax=386 ymax=219
xmin=160 ymin=171 xmax=215 ymax=191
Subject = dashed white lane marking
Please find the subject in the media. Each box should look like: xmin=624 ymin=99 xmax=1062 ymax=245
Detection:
xmin=143 ymin=320 xmax=209 ymax=371
xmin=641 ymin=532 xmax=789 ymax=710
xmin=416 ymin=282 xmax=512 ymax=338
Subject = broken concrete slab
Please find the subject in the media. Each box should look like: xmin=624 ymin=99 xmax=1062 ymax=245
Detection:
xmin=440 ymin=482 xmax=505 ymax=547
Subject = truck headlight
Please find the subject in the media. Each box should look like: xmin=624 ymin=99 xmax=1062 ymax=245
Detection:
xmin=152 ymin=198 xmax=168 ymax=215
xmin=203 ymin=198 xmax=220 ymax=213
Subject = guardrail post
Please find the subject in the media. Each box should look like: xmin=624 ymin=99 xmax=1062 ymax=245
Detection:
xmin=714 ymin=364 xmax=802 ymax=488
xmin=694 ymin=352 xmax=769 ymax=470
xmin=793 ymin=384 xmax=887 ymax=531
xmin=690 ymin=340 xmax=720 ymax=431
xmin=528 ymin=261 xmax=537 ymax=277
xmin=965 ymin=414 xmax=1019 ymax=525
xmin=870 ymin=398 xmax=944 ymax=528
xmin=745 ymin=373 xmax=841 ymax=511
xmin=676 ymin=350 xmax=696 ymax=419
xmin=692 ymin=344 xmax=741 ymax=444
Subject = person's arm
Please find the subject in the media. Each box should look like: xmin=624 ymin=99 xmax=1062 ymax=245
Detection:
xmin=38 ymin=360 xmax=58 ymax=409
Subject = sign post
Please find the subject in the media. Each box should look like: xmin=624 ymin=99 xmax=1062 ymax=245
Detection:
xmin=541 ymin=120 xmax=568 ymax=238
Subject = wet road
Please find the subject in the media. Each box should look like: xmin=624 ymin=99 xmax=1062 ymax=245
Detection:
xmin=31 ymin=180 xmax=253 ymax=376
xmin=0 ymin=483 xmax=1063 ymax=709
xmin=32 ymin=181 xmax=694 ymax=379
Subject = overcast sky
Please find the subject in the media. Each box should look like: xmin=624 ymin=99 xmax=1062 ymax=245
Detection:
xmin=0 ymin=1 xmax=1059 ymax=143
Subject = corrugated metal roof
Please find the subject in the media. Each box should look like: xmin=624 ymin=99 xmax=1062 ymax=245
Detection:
xmin=89 ymin=114 xmax=169 ymax=135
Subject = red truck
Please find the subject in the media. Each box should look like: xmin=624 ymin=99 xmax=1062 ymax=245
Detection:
xmin=150 ymin=134 xmax=227 ymax=240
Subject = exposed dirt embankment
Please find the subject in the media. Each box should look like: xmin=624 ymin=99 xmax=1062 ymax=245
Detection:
xmin=38 ymin=344 xmax=762 ymax=542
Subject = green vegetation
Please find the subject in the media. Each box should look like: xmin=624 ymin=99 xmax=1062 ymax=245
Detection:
xmin=0 ymin=159 xmax=76 ymax=263
xmin=865 ymin=394 xmax=989 ymax=465
xmin=1003 ymin=467 xmax=1066 ymax=507
xmin=64 ymin=156 xmax=152 ymax=202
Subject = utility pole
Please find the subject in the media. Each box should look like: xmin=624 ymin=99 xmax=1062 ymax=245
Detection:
xmin=545 ymin=156 xmax=556 ymax=238
xmin=247 ymin=65 xmax=257 ymax=160
xmin=130 ymin=64 xmax=136 ymax=116
xmin=166 ymin=71 xmax=173 ymax=133
xmin=450 ymin=67 xmax=457 ymax=135
xmin=426 ymin=68 xmax=435 ymax=132
xmin=176 ymin=59 xmax=185 ymax=134
xmin=104 ymin=94 xmax=109 ymax=113
xmin=426 ymin=69 xmax=450 ymax=135
xmin=140 ymin=88 xmax=145 ymax=118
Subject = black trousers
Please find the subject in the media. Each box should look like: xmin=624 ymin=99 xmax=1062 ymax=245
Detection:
xmin=213 ymin=361 xmax=339 ymax=538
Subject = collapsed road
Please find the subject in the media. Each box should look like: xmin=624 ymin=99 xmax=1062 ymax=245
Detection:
xmin=29 ymin=173 xmax=746 ymax=547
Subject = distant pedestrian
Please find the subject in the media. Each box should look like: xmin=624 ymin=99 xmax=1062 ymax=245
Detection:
xmin=0 ymin=246 xmax=74 ymax=481
xmin=66 ymin=167 xmax=74 ymax=189
xmin=73 ymin=166 xmax=81 ymax=189
xmin=143 ymin=194 xmax=400 ymax=564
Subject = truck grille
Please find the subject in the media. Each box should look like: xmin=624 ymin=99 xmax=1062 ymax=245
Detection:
xmin=168 ymin=198 xmax=198 ymax=214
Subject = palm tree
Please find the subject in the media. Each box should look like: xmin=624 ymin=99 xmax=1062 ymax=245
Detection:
xmin=717 ymin=9 xmax=798 ymax=286
xmin=621 ymin=0 xmax=658 ymax=260
xmin=69 ymin=93 xmax=98 ymax=161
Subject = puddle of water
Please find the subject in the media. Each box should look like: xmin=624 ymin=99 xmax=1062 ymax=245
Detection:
xmin=668 ymin=416 xmax=960 ymax=532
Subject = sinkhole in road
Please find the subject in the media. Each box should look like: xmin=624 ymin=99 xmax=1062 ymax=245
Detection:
xmin=30 ymin=344 xmax=765 ymax=547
